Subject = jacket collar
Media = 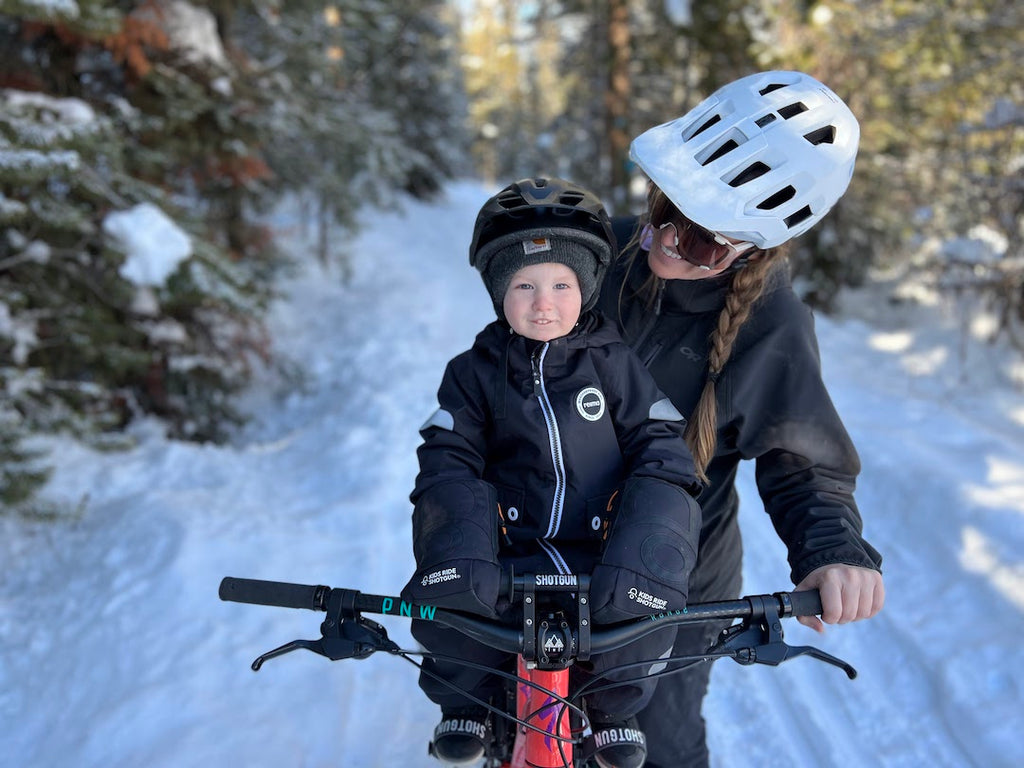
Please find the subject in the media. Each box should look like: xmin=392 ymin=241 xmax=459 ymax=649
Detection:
xmin=623 ymin=253 xmax=731 ymax=315
xmin=623 ymin=252 xmax=789 ymax=316
xmin=487 ymin=310 xmax=615 ymax=353
xmin=660 ymin=272 xmax=732 ymax=314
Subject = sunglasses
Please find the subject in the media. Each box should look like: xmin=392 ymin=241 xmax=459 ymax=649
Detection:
xmin=642 ymin=217 xmax=756 ymax=270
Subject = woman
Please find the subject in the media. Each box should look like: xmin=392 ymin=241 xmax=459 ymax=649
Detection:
xmin=596 ymin=70 xmax=885 ymax=767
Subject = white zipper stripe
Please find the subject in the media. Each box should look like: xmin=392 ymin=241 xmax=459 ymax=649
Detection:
xmin=535 ymin=344 xmax=566 ymax=538
xmin=537 ymin=538 xmax=571 ymax=575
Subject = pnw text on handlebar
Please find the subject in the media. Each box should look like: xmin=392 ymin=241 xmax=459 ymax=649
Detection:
xmin=379 ymin=598 xmax=438 ymax=620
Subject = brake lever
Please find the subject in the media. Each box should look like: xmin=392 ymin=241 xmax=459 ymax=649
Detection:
xmin=711 ymin=600 xmax=858 ymax=680
xmin=777 ymin=644 xmax=858 ymax=680
xmin=252 ymin=638 xmax=323 ymax=670
xmin=251 ymin=588 xmax=401 ymax=671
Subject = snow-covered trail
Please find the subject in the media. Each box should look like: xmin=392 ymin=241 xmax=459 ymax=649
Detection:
xmin=1 ymin=180 xmax=1021 ymax=768
xmin=709 ymin=300 xmax=1024 ymax=768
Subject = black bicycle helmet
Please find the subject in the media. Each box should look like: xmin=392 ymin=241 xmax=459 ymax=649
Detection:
xmin=470 ymin=178 xmax=617 ymax=319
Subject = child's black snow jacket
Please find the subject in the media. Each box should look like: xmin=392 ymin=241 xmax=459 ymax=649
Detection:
xmin=412 ymin=310 xmax=700 ymax=544
xmin=405 ymin=310 xmax=703 ymax=620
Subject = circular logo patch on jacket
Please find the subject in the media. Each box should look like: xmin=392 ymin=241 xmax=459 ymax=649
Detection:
xmin=575 ymin=387 xmax=606 ymax=422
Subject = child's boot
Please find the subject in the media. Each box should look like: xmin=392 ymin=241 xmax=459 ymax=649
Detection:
xmin=588 ymin=711 xmax=647 ymax=768
xmin=429 ymin=705 xmax=489 ymax=765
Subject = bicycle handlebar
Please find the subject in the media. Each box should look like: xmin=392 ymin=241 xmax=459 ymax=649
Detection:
xmin=219 ymin=575 xmax=826 ymax=658
xmin=220 ymin=577 xmax=330 ymax=611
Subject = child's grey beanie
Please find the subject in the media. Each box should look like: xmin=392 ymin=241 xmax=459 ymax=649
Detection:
xmin=477 ymin=226 xmax=611 ymax=321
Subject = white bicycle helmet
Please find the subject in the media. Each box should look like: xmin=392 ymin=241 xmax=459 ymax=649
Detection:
xmin=630 ymin=70 xmax=860 ymax=248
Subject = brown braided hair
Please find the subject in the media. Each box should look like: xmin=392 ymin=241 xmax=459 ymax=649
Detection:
xmin=617 ymin=186 xmax=789 ymax=485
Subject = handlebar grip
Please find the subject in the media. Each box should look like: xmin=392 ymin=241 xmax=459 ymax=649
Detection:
xmin=787 ymin=589 xmax=822 ymax=617
xmin=219 ymin=577 xmax=325 ymax=610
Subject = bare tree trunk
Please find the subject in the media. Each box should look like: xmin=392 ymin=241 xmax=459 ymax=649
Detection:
xmin=605 ymin=0 xmax=630 ymax=211
xmin=317 ymin=194 xmax=330 ymax=268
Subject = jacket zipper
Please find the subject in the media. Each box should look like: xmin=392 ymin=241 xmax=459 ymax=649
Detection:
xmin=537 ymin=537 xmax=571 ymax=576
xmin=532 ymin=343 xmax=566 ymax=539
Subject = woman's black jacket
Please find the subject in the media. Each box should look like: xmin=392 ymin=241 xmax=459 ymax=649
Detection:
xmin=598 ymin=218 xmax=882 ymax=598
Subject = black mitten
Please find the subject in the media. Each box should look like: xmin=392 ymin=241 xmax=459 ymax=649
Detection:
xmin=401 ymin=479 xmax=502 ymax=617
xmin=590 ymin=477 xmax=700 ymax=623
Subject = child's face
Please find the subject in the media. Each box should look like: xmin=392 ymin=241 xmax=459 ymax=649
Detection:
xmin=502 ymin=262 xmax=582 ymax=342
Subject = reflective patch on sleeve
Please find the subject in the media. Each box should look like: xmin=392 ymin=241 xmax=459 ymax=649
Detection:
xmin=420 ymin=408 xmax=455 ymax=431
xmin=649 ymin=397 xmax=685 ymax=422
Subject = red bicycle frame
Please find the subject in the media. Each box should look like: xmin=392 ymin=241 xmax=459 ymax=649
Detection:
xmin=508 ymin=658 xmax=573 ymax=768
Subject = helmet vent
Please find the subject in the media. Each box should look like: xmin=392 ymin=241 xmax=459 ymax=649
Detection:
xmin=757 ymin=185 xmax=797 ymax=210
xmin=728 ymin=162 xmax=771 ymax=187
xmin=784 ymin=205 xmax=813 ymax=228
xmin=496 ymin=191 xmax=522 ymax=210
xmin=804 ymin=125 xmax=836 ymax=145
xmin=684 ymin=114 xmax=722 ymax=141
xmin=755 ymin=113 xmax=777 ymax=128
xmin=759 ymin=83 xmax=789 ymax=95
xmin=560 ymin=191 xmax=585 ymax=206
xmin=778 ymin=102 xmax=808 ymax=119
xmin=701 ymin=139 xmax=739 ymax=166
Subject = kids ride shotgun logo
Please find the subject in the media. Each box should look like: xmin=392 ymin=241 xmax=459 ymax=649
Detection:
xmin=627 ymin=587 xmax=668 ymax=612
xmin=421 ymin=567 xmax=460 ymax=586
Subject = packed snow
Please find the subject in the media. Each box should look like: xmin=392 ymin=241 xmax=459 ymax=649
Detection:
xmin=2 ymin=180 xmax=1022 ymax=768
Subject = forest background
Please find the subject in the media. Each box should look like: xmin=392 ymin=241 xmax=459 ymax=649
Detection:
xmin=0 ymin=0 xmax=1021 ymax=512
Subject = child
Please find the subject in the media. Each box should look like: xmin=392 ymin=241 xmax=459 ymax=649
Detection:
xmin=402 ymin=177 xmax=702 ymax=768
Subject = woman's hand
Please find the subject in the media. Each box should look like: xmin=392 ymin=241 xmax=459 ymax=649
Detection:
xmin=794 ymin=564 xmax=885 ymax=633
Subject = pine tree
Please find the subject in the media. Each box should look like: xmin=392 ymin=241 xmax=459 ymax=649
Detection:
xmin=361 ymin=1 xmax=471 ymax=198
xmin=0 ymin=405 xmax=51 ymax=512
xmin=0 ymin=1 xmax=279 ymax=512
xmin=1 ymin=0 xmax=475 ymax=512
xmin=460 ymin=0 xmax=532 ymax=183
xmin=229 ymin=0 xmax=469 ymax=269
xmin=757 ymin=0 xmax=1022 ymax=316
